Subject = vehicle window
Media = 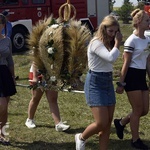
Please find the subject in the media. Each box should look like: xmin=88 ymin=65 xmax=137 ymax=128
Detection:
xmin=0 ymin=0 xmax=3 ymax=5
xmin=32 ymin=0 xmax=45 ymax=4
xmin=22 ymin=0 xmax=28 ymax=5
xmin=4 ymin=0 xmax=18 ymax=4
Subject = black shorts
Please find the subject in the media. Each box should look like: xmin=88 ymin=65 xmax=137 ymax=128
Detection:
xmin=0 ymin=65 xmax=17 ymax=97
xmin=124 ymin=67 xmax=148 ymax=92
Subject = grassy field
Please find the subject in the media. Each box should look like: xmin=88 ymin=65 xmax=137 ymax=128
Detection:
xmin=0 ymin=23 xmax=150 ymax=150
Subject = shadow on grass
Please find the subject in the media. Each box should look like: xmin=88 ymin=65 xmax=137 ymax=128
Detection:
xmin=35 ymin=125 xmax=86 ymax=135
xmin=6 ymin=138 xmax=150 ymax=150
xmin=111 ymin=126 xmax=131 ymax=136
xmin=9 ymin=112 xmax=24 ymax=116
xmin=12 ymin=51 xmax=30 ymax=55
xmin=16 ymin=78 xmax=28 ymax=81
xmin=1 ymin=128 xmax=149 ymax=150
xmin=1 ymin=126 xmax=149 ymax=149
xmin=110 ymin=139 xmax=132 ymax=150
xmin=11 ymin=141 xmax=75 ymax=150
xmin=110 ymin=139 xmax=150 ymax=150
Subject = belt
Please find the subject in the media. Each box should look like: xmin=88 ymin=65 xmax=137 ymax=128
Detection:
xmin=89 ymin=70 xmax=112 ymax=75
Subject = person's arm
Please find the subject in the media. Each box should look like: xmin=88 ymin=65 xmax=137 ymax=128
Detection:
xmin=146 ymin=54 xmax=150 ymax=78
xmin=116 ymin=34 xmax=135 ymax=94
xmin=94 ymin=43 xmax=120 ymax=63
xmin=94 ymin=32 xmax=122 ymax=62
xmin=116 ymin=52 xmax=132 ymax=94
xmin=119 ymin=52 xmax=132 ymax=83
xmin=146 ymin=54 xmax=150 ymax=88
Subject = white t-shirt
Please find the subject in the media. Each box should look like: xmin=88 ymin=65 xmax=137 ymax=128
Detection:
xmin=88 ymin=39 xmax=120 ymax=72
xmin=124 ymin=34 xmax=150 ymax=69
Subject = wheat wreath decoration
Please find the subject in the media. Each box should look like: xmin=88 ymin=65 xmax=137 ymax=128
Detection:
xmin=27 ymin=0 xmax=91 ymax=91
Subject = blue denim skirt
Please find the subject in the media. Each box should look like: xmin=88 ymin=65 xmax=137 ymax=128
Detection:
xmin=84 ymin=70 xmax=116 ymax=107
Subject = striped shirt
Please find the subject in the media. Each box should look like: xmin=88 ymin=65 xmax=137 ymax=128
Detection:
xmin=124 ymin=34 xmax=150 ymax=69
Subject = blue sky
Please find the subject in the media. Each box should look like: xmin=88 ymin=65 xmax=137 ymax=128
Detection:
xmin=114 ymin=0 xmax=138 ymax=7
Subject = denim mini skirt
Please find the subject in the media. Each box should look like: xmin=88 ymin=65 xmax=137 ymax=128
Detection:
xmin=84 ymin=70 xmax=116 ymax=107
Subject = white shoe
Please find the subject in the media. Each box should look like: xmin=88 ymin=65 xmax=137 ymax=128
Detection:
xmin=55 ymin=121 xmax=70 ymax=132
xmin=25 ymin=118 xmax=36 ymax=129
xmin=75 ymin=133 xmax=85 ymax=150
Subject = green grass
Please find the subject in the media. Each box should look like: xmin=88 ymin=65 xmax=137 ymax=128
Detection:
xmin=1 ymin=23 xmax=150 ymax=150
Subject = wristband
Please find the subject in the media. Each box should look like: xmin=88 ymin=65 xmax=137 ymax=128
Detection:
xmin=116 ymin=82 xmax=126 ymax=87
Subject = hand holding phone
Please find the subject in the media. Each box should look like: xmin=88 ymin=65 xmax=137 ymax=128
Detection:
xmin=114 ymin=30 xmax=123 ymax=49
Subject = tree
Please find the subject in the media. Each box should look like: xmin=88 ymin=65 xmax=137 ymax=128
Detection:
xmin=109 ymin=0 xmax=116 ymax=12
xmin=135 ymin=1 xmax=144 ymax=10
xmin=117 ymin=0 xmax=134 ymax=24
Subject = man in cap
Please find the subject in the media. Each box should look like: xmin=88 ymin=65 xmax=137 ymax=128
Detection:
xmin=1 ymin=10 xmax=12 ymax=38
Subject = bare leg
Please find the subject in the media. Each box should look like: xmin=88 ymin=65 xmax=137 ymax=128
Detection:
xmin=82 ymin=105 xmax=115 ymax=150
xmin=120 ymin=90 xmax=149 ymax=127
xmin=27 ymin=88 xmax=43 ymax=119
xmin=127 ymin=90 xmax=149 ymax=141
xmin=120 ymin=113 xmax=131 ymax=126
xmin=45 ymin=90 xmax=60 ymax=125
xmin=141 ymin=90 xmax=149 ymax=116
xmin=99 ymin=106 xmax=115 ymax=150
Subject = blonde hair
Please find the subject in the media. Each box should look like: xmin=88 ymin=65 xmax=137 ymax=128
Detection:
xmin=93 ymin=15 xmax=120 ymax=49
xmin=131 ymin=8 xmax=146 ymax=28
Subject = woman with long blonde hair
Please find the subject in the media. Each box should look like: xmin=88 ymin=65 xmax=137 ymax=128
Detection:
xmin=75 ymin=15 xmax=122 ymax=150
xmin=114 ymin=9 xmax=150 ymax=149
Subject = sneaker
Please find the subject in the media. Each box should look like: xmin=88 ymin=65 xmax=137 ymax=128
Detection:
xmin=75 ymin=133 xmax=85 ymax=150
xmin=25 ymin=118 xmax=36 ymax=129
xmin=131 ymin=138 xmax=149 ymax=150
xmin=114 ymin=118 xmax=125 ymax=139
xmin=55 ymin=121 xmax=70 ymax=132
xmin=0 ymin=137 xmax=10 ymax=146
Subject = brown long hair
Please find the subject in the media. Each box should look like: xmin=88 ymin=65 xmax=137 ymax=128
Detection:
xmin=93 ymin=15 xmax=120 ymax=50
xmin=0 ymin=13 xmax=7 ymax=36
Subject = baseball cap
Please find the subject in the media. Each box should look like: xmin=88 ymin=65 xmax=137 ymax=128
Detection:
xmin=1 ymin=10 xmax=9 ymax=16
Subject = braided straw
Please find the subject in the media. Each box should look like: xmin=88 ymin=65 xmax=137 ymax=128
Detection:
xmin=59 ymin=0 xmax=76 ymax=21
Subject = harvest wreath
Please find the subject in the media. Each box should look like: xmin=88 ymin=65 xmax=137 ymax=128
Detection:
xmin=27 ymin=1 xmax=91 ymax=91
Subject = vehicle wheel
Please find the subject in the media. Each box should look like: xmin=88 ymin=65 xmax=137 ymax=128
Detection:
xmin=11 ymin=27 xmax=29 ymax=53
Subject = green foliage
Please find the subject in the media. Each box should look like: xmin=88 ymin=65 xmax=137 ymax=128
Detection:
xmin=109 ymin=0 xmax=116 ymax=12
xmin=117 ymin=0 xmax=134 ymax=24
xmin=135 ymin=1 xmax=145 ymax=10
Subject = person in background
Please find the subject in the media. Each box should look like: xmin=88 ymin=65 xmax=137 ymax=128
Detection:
xmin=0 ymin=13 xmax=16 ymax=145
xmin=1 ymin=10 xmax=19 ymax=80
xmin=25 ymin=62 xmax=70 ymax=132
xmin=75 ymin=15 xmax=122 ymax=150
xmin=1 ymin=10 xmax=12 ymax=38
xmin=114 ymin=9 xmax=150 ymax=150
